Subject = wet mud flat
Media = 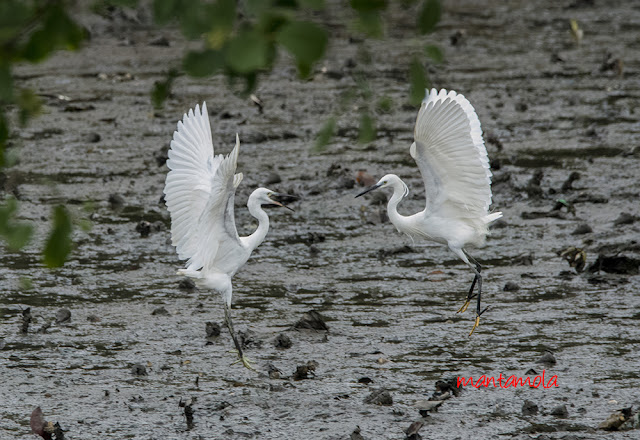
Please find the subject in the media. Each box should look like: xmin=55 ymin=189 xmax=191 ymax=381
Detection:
xmin=2 ymin=1 xmax=640 ymax=439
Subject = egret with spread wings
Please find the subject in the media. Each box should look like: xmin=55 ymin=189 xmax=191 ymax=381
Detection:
xmin=164 ymin=103 xmax=293 ymax=369
xmin=356 ymin=89 xmax=502 ymax=335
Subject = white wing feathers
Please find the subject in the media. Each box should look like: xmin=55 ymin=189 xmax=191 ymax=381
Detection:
xmin=164 ymin=102 xmax=244 ymax=271
xmin=191 ymin=134 xmax=244 ymax=271
xmin=411 ymin=89 xmax=494 ymax=218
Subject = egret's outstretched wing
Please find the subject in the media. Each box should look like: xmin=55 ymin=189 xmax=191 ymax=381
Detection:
xmin=190 ymin=135 xmax=245 ymax=272
xmin=165 ymin=102 xmax=218 ymax=262
xmin=164 ymin=103 xmax=244 ymax=270
xmin=411 ymin=89 xmax=493 ymax=217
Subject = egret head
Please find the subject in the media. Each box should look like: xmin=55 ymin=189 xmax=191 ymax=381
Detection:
xmin=251 ymin=187 xmax=296 ymax=211
xmin=355 ymin=174 xmax=405 ymax=198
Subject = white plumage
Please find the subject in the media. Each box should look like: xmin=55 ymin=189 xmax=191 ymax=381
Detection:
xmin=356 ymin=89 xmax=502 ymax=335
xmin=164 ymin=102 xmax=292 ymax=369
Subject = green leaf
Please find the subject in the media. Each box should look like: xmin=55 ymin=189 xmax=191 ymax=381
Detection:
xmin=314 ymin=116 xmax=336 ymax=151
xmin=358 ymin=112 xmax=376 ymax=144
xmin=350 ymin=0 xmax=387 ymax=12
xmin=22 ymin=5 xmax=86 ymax=62
xmin=298 ymin=0 xmax=325 ymax=9
xmin=0 ymin=111 xmax=7 ymax=168
xmin=409 ymin=57 xmax=429 ymax=106
xmin=225 ymin=30 xmax=269 ymax=74
xmin=19 ymin=276 xmax=33 ymax=290
xmin=245 ymin=0 xmax=270 ymax=16
xmin=179 ymin=1 xmax=215 ymax=39
xmin=376 ymin=95 xmax=393 ymax=113
xmin=153 ymin=0 xmax=181 ymax=25
xmin=0 ymin=0 xmax=31 ymax=44
xmin=17 ymin=88 xmax=41 ymax=126
xmin=183 ymin=49 xmax=224 ymax=77
xmin=418 ymin=0 xmax=441 ymax=34
xmin=107 ymin=0 xmax=140 ymax=6
xmin=43 ymin=205 xmax=73 ymax=268
xmin=151 ymin=70 xmax=177 ymax=109
xmin=0 ymin=63 xmax=12 ymax=101
xmin=206 ymin=0 xmax=236 ymax=47
xmin=355 ymin=10 xmax=383 ymax=37
xmin=0 ymin=197 xmax=33 ymax=251
xmin=425 ymin=44 xmax=444 ymax=63
xmin=276 ymin=20 xmax=328 ymax=77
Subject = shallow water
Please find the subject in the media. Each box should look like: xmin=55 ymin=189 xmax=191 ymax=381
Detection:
xmin=2 ymin=1 xmax=640 ymax=439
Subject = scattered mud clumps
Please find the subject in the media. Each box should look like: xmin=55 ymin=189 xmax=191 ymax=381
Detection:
xmin=273 ymin=333 xmax=292 ymax=349
xmin=558 ymin=247 xmax=587 ymax=273
xmin=205 ymin=322 xmax=221 ymax=342
xmin=599 ymin=407 xmax=640 ymax=431
xmin=522 ymin=400 xmax=539 ymax=416
xmin=30 ymin=407 xmax=66 ymax=440
xmin=130 ymin=363 xmax=148 ymax=376
xmin=55 ymin=308 xmax=71 ymax=324
xmin=364 ymin=388 xmax=393 ymax=406
xmin=151 ymin=307 xmax=170 ymax=316
xmin=293 ymin=360 xmax=318 ymax=380
xmin=21 ymin=307 xmax=32 ymax=334
xmin=179 ymin=397 xmax=195 ymax=430
xmin=293 ymin=310 xmax=329 ymax=331
xmin=537 ymin=351 xmax=557 ymax=367
xmin=588 ymin=255 xmax=640 ymax=275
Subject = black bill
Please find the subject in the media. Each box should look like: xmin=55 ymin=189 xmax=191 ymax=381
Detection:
xmin=355 ymin=182 xmax=382 ymax=198
xmin=268 ymin=192 xmax=297 ymax=211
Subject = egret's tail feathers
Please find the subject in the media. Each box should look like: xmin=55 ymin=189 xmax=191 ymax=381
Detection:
xmin=177 ymin=268 xmax=202 ymax=278
xmin=484 ymin=211 xmax=503 ymax=224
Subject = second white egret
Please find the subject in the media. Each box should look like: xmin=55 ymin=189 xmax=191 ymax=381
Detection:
xmin=356 ymin=89 xmax=502 ymax=335
xmin=164 ymin=103 xmax=293 ymax=369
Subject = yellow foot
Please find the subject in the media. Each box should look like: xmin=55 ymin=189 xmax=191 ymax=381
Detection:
xmin=229 ymin=350 xmax=257 ymax=371
xmin=457 ymin=299 xmax=471 ymax=314
xmin=468 ymin=316 xmax=480 ymax=336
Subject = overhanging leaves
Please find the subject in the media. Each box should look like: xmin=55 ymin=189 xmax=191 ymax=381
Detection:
xmin=409 ymin=56 xmax=429 ymax=106
xmin=314 ymin=116 xmax=336 ymax=151
xmin=183 ymin=49 xmax=224 ymax=77
xmin=43 ymin=205 xmax=72 ymax=268
xmin=0 ymin=197 xmax=33 ymax=251
xmin=418 ymin=0 xmax=441 ymax=34
xmin=225 ymin=29 xmax=269 ymax=74
xmin=425 ymin=44 xmax=444 ymax=63
xmin=276 ymin=21 xmax=328 ymax=77
xmin=358 ymin=112 xmax=376 ymax=143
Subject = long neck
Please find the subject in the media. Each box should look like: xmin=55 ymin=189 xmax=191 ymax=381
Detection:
xmin=387 ymin=180 xmax=409 ymax=230
xmin=243 ymin=198 xmax=270 ymax=252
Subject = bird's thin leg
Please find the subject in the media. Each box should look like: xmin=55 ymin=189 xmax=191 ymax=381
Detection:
xmin=457 ymin=273 xmax=478 ymax=314
xmin=224 ymin=306 xmax=255 ymax=371
xmin=456 ymin=251 xmax=482 ymax=314
xmin=451 ymin=248 xmax=487 ymax=335
xmin=464 ymin=250 xmax=487 ymax=336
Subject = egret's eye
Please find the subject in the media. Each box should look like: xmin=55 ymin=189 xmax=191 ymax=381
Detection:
xmin=383 ymin=181 xmax=388 ymax=185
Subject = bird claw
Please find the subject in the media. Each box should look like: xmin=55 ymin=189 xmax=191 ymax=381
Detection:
xmin=468 ymin=315 xmax=480 ymax=336
xmin=457 ymin=299 xmax=471 ymax=314
xmin=229 ymin=350 xmax=257 ymax=371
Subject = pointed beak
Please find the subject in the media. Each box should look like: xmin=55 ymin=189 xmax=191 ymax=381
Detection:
xmin=355 ymin=182 xmax=382 ymax=198
xmin=269 ymin=193 xmax=297 ymax=211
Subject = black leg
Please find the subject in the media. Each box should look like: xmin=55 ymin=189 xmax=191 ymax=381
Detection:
xmin=224 ymin=306 xmax=244 ymax=359
xmin=224 ymin=306 xmax=255 ymax=370
xmin=462 ymin=250 xmax=487 ymax=336
xmin=457 ymin=262 xmax=481 ymax=314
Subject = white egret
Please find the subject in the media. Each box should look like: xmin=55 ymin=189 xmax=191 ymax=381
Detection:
xmin=356 ymin=89 xmax=502 ymax=335
xmin=164 ymin=102 xmax=293 ymax=369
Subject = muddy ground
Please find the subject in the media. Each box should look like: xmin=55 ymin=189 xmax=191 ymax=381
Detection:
xmin=2 ymin=0 xmax=640 ymax=439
